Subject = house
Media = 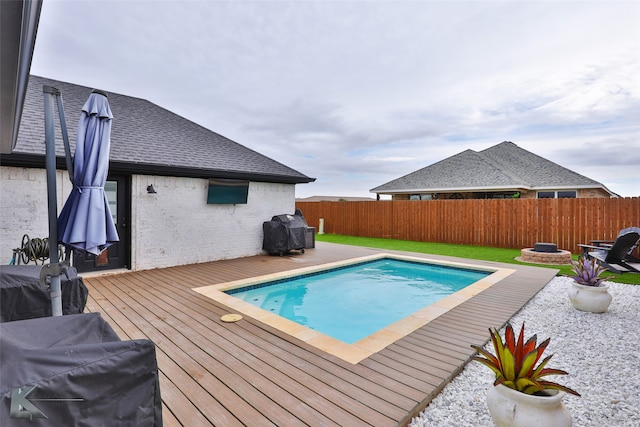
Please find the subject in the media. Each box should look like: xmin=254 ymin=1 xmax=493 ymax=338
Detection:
xmin=1 ymin=75 xmax=315 ymax=273
xmin=370 ymin=141 xmax=617 ymax=200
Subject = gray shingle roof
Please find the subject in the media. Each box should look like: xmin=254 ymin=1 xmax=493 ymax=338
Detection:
xmin=5 ymin=75 xmax=314 ymax=184
xmin=371 ymin=141 xmax=607 ymax=193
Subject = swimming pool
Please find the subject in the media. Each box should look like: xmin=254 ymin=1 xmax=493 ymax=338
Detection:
xmin=193 ymin=253 xmax=515 ymax=364
xmin=226 ymin=258 xmax=490 ymax=344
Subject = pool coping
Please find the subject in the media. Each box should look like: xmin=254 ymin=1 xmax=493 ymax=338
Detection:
xmin=193 ymin=253 xmax=516 ymax=364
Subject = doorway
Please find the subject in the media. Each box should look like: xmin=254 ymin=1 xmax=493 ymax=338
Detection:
xmin=73 ymin=175 xmax=130 ymax=273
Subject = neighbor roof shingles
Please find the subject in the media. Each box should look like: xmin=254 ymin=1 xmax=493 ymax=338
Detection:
xmin=371 ymin=141 xmax=606 ymax=193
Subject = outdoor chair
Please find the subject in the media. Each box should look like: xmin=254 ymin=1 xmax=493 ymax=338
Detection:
xmin=582 ymin=227 xmax=640 ymax=260
xmin=578 ymin=228 xmax=640 ymax=274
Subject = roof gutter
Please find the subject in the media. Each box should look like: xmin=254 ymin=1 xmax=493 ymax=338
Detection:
xmin=109 ymin=161 xmax=316 ymax=184
xmin=371 ymin=185 xmax=530 ymax=194
xmin=372 ymin=183 xmax=619 ymax=198
xmin=0 ymin=153 xmax=316 ymax=185
xmin=0 ymin=0 xmax=42 ymax=154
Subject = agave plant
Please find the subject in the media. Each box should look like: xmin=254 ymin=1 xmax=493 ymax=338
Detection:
xmin=471 ymin=322 xmax=580 ymax=396
xmin=568 ymin=255 xmax=615 ymax=287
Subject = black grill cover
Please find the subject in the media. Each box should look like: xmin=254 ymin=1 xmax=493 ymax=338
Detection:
xmin=262 ymin=211 xmax=307 ymax=255
xmin=0 ymin=313 xmax=162 ymax=426
xmin=0 ymin=265 xmax=88 ymax=322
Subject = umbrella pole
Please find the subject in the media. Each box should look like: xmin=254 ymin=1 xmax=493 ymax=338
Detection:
xmin=43 ymin=86 xmax=63 ymax=316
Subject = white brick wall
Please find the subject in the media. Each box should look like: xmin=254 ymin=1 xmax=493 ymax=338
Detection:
xmin=130 ymin=176 xmax=295 ymax=270
xmin=0 ymin=167 xmax=72 ymax=263
xmin=1 ymin=166 xmax=296 ymax=271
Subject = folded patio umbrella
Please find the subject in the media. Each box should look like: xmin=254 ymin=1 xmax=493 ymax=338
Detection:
xmin=57 ymin=90 xmax=119 ymax=256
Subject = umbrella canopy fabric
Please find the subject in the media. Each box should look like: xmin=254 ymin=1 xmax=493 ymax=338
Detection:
xmin=57 ymin=90 xmax=119 ymax=256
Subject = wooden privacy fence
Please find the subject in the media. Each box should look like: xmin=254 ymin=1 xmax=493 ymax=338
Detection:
xmin=296 ymin=198 xmax=640 ymax=254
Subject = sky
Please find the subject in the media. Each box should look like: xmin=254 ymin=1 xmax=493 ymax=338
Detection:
xmin=30 ymin=0 xmax=640 ymax=198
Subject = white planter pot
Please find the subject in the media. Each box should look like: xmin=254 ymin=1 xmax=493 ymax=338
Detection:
xmin=567 ymin=282 xmax=612 ymax=313
xmin=487 ymin=384 xmax=572 ymax=427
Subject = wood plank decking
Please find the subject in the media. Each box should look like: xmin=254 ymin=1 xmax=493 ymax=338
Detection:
xmin=82 ymin=242 xmax=558 ymax=426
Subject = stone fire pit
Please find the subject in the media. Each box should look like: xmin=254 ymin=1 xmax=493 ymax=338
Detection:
xmin=518 ymin=242 xmax=572 ymax=265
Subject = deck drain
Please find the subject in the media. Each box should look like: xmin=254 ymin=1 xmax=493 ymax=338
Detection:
xmin=221 ymin=314 xmax=243 ymax=323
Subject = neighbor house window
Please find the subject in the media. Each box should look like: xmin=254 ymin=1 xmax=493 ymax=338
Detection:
xmin=478 ymin=192 xmax=520 ymax=199
xmin=557 ymin=191 xmax=576 ymax=198
xmin=537 ymin=192 xmax=555 ymax=199
xmin=537 ymin=191 xmax=576 ymax=199
xmin=409 ymin=194 xmax=434 ymax=200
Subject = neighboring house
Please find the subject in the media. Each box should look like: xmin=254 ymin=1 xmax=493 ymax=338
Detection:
xmin=0 ymin=75 xmax=314 ymax=273
xmin=370 ymin=141 xmax=617 ymax=200
xmin=296 ymin=196 xmax=375 ymax=202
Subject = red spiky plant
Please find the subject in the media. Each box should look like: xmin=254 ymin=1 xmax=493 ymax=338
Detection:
xmin=471 ymin=323 xmax=580 ymax=396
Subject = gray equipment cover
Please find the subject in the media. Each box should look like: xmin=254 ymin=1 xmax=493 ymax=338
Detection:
xmin=0 ymin=313 xmax=162 ymax=426
xmin=0 ymin=265 xmax=88 ymax=322
xmin=262 ymin=211 xmax=308 ymax=255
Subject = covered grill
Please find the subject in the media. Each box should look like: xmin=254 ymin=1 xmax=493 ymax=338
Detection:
xmin=262 ymin=210 xmax=308 ymax=255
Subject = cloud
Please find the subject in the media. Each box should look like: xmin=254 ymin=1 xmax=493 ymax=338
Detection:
xmin=30 ymin=0 xmax=640 ymax=198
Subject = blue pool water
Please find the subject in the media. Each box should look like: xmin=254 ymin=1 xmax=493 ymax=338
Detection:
xmin=227 ymin=258 xmax=489 ymax=344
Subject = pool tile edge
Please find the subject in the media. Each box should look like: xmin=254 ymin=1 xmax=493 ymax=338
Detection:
xmin=192 ymin=254 xmax=516 ymax=365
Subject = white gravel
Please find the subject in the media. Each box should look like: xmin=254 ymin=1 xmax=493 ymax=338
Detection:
xmin=409 ymin=276 xmax=640 ymax=427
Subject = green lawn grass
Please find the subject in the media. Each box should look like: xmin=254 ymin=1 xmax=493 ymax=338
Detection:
xmin=316 ymin=234 xmax=640 ymax=285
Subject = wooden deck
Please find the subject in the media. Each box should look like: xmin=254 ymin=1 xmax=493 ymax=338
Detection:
xmin=82 ymin=242 xmax=558 ymax=426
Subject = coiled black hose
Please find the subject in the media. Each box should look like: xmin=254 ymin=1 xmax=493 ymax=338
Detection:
xmin=10 ymin=234 xmax=63 ymax=265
